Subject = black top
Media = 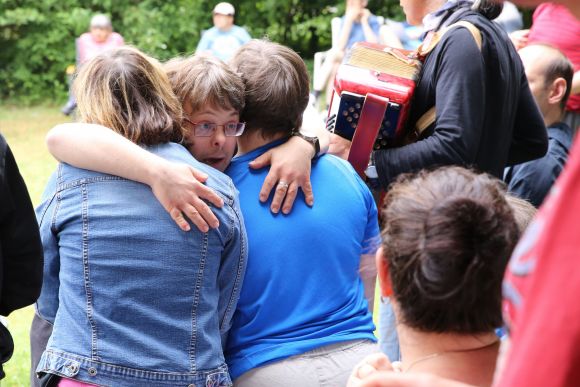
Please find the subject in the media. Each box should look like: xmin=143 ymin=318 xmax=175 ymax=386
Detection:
xmin=0 ymin=133 xmax=43 ymax=316
xmin=0 ymin=133 xmax=43 ymax=374
xmin=374 ymin=4 xmax=548 ymax=188
xmin=504 ymin=122 xmax=574 ymax=207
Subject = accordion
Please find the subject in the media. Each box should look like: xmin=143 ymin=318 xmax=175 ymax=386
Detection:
xmin=327 ymin=42 xmax=422 ymax=178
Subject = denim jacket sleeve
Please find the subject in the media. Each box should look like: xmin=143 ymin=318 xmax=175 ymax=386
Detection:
xmin=217 ymin=186 xmax=248 ymax=350
xmin=34 ymin=170 xmax=61 ymax=324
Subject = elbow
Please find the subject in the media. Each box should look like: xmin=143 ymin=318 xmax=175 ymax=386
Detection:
xmin=45 ymin=125 xmax=68 ymax=161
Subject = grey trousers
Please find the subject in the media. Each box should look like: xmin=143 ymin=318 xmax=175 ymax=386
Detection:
xmin=29 ymin=312 xmax=53 ymax=387
xmin=234 ymin=339 xmax=378 ymax=387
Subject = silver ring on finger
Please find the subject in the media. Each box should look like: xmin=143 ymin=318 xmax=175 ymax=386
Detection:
xmin=277 ymin=181 xmax=290 ymax=190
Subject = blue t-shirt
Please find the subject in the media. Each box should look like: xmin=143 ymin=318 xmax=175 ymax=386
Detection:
xmin=196 ymin=25 xmax=251 ymax=61
xmin=224 ymin=140 xmax=379 ymax=379
xmin=343 ymin=15 xmax=381 ymax=50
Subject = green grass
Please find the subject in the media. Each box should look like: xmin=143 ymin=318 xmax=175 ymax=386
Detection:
xmin=1 ymin=104 xmax=69 ymax=386
xmin=0 ymin=104 xmax=381 ymax=385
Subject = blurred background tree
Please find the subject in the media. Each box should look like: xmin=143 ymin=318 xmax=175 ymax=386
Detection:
xmin=0 ymin=0 xmax=529 ymax=104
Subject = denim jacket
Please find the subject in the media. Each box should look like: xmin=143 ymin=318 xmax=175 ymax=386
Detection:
xmin=35 ymin=143 xmax=247 ymax=386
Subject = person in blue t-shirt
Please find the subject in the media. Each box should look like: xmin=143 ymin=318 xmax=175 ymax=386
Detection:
xmin=196 ymin=2 xmax=251 ymax=62
xmin=312 ymin=0 xmax=381 ymax=106
xmin=226 ymin=39 xmax=379 ymax=387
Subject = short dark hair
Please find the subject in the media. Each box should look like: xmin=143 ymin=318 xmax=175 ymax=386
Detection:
xmin=229 ymin=39 xmax=310 ymax=139
xmin=538 ymin=44 xmax=575 ymax=111
xmin=380 ymin=166 xmax=519 ymax=334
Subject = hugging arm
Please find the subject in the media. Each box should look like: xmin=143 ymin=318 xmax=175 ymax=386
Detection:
xmin=249 ymin=120 xmax=330 ymax=214
xmin=46 ymin=124 xmax=224 ymax=232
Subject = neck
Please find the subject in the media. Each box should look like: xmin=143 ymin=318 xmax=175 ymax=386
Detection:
xmin=544 ymin=108 xmax=564 ymax=128
xmin=397 ymin=324 xmax=499 ymax=385
xmin=236 ymin=130 xmax=287 ymax=155
xmin=426 ymin=0 xmax=448 ymax=15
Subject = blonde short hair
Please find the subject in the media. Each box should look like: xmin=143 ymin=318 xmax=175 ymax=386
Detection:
xmin=73 ymin=46 xmax=184 ymax=145
xmin=164 ymin=53 xmax=244 ymax=115
xmin=505 ymin=194 xmax=537 ymax=233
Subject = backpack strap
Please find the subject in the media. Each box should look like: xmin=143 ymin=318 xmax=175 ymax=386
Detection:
xmin=414 ymin=21 xmax=482 ymax=136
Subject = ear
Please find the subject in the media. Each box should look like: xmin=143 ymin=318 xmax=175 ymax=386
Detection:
xmin=375 ymin=247 xmax=394 ymax=297
xmin=548 ymin=77 xmax=568 ymax=107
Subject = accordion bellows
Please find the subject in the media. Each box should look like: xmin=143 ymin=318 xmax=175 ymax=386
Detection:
xmin=347 ymin=43 xmax=421 ymax=81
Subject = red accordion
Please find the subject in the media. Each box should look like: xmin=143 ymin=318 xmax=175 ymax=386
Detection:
xmin=327 ymin=42 xmax=422 ymax=178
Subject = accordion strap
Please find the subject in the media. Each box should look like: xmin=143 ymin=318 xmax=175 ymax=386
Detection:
xmin=414 ymin=21 xmax=482 ymax=136
xmin=349 ymin=93 xmax=390 ymax=178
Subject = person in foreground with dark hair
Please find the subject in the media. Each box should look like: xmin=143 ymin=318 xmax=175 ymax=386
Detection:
xmin=348 ymin=166 xmax=520 ymax=387
xmin=0 ymin=133 xmax=43 ymax=380
xmin=504 ymin=43 xmax=575 ymax=207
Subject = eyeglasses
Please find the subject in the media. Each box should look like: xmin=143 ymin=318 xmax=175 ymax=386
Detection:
xmin=183 ymin=118 xmax=245 ymax=137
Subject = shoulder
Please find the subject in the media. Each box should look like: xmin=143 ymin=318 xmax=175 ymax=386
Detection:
xmin=77 ymin=33 xmax=92 ymax=44
xmin=110 ymin=32 xmax=124 ymax=43
xmin=532 ymin=2 xmax=552 ymax=19
xmin=315 ymin=155 xmax=374 ymax=199
xmin=152 ymin=143 xmax=237 ymax=202
xmin=204 ymin=27 xmax=219 ymax=36
xmin=548 ymin=123 xmax=574 ymax=151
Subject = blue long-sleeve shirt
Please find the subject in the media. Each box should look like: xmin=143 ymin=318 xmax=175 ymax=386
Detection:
xmin=504 ymin=122 xmax=574 ymax=207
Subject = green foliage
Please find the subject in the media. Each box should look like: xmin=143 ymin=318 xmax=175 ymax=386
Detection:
xmin=0 ymin=0 xmax=403 ymax=103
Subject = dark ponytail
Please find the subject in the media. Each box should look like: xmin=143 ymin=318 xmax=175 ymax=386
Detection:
xmin=380 ymin=167 xmax=519 ymax=334
xmin=472 ymin=0 xmax=504 ymax=20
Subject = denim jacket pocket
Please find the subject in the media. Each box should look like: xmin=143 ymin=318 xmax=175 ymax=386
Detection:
xmin=206 ymin=370 xmax=232 ymax=387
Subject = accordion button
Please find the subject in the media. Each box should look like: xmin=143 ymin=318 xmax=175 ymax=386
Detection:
xmin=348 ymin=107 xmax=355 ymax=113
xmin=347 ymin=117 xmax=353 ymax=123
xmin=342 ymin=110 xmax=348 ymax=116
xmin=355 ymin=103 xmax=361 ymax=109
xmin=353 ymin=113 xmax=359 ymax=119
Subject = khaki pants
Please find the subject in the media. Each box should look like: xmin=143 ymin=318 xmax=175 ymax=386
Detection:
xmin=234 ymin=339 xmax=378 ymax=387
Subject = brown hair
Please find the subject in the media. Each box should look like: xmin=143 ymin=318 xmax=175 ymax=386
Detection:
xmin=73 ymin=46 xmax=183 ymax=146
xmin=381 ymin=166 xmax=519 ymax=334
xmin=229 ymin=39 xmax=310 ymax=138
xmin=164 ymin=53 xmax=245 ymax=115
xmin=535 ymin=44 xmax=575 ymax=111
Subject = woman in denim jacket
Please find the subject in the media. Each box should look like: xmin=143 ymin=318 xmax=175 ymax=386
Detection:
xmin=35 ymin=47 xmax=247 ymax=386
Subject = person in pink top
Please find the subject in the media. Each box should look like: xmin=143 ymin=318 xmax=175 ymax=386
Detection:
xmin=61 ymin=14 xmax=125 ymax=116
xmin=510 ymin=3 xmax=580 ymax=133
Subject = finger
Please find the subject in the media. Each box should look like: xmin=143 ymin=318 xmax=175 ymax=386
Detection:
xmin=270 ymin=182 xmax=289 ymax=214
xmin=194 ymin=182 xmax=224 ymax=208
xmin=189 ymin=166 xmax=208 ymax=182
xmin=302 ymin=180 xmax=314 ymax=207
xmin=357 ymin=364 xmax=378 ymax=379
xmin=170 ymin=208 xmax=191 ymax=232
xmin=362 ymin=353 xmax=394 ymax=372
xmin=190 ymin=196 xmax=220 ymax=229
xmin=282 ymin=182 xmax=299 ymax=214
xmin=249 ymin=150 xmax=273 ymax=170
xmin=259 ymin=173 xmax=278 ymax=203
xmin=182 ymin=204 xmax=210 ymax=233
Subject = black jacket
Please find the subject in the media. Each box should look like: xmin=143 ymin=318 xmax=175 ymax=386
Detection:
xmin=0 ymin=133 xmax=43 ymax=377
xmin=374 ymin=4 xmax=548 ymax=188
